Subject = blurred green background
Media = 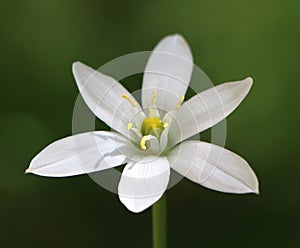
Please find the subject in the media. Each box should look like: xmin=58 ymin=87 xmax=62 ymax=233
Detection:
xmin=1 ymin=0 xmax=299 ymax=247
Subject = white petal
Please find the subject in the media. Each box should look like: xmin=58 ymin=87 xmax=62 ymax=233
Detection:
xmin=73 ymin=62 xmax=145 ymax=138
xmin=119 ymin=135 xmax=161 ymax=158
xmin=167 ymin=141 xmax=259 ymax=194
xmin=168 ymin=77 xmax=253 ymax=147
xmin=159 ymin=128 xmax=169 ymax=152
xmin=142 ymin=34 xmax=193 ymax=113
xmin=26 ymin=131 xmax=128 ymax=177
xmin=118 ymin=156 xmax=170 ymax=213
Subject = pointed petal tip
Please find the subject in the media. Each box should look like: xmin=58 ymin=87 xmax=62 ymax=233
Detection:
xmin=245 ymin=76 xmax=254 ymax=87
xmin=118 ymin=196 xmax=148 ymax=214
xmin=168 ymin=33 xmax=189 ymax=47
xmin=248 ymin=177 xmax=259 ymax=195
xmin=72 ymin=61 xmax=95 ymax=75
xmin=72 ymin=61 xmax=96 ymax=88
xmin=72 ymin=61 xmax=81 ymax=68
xmin=234 ymin=76 xmax=253 ymax=95
xmin=125 ymin=205 xmax=146 ymax=214
xmin=170 ymin=33 xmax=185 ymax=40
xmin=155 ymin=33 xmax=192 ymax=63
xmin=244 ymin=167 xmax=259 ymax=195
xmin=119 ymin=191 xmax=167 ymax=213
xmin=254 ymin=183 xmax=260 ymax=195
xmin=72 ymin=61 xmax=84 ymax=72
xmin=25 ymin=168 xmax=31 ymax=174
xmin=72 ymin=61 xmax=80 ymax=75
xmin=160 ymin=33 xmax=188 ymax=45
xmin=245 ymin=183 xmax=259 ymax=195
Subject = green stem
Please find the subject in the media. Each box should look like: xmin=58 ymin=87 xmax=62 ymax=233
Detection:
xmin=152 ymin=194 xmax=167 ymax=248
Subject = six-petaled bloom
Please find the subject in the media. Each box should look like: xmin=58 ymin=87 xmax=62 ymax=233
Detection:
xmin=26 ymin=34 xmax=259 ymax=213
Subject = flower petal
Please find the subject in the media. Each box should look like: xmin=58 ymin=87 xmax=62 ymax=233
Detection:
xmin=142 ymin=34 xmax=193 ymax=113
xmin=168 ymin=77 xmax=253 ymax=147
xmin=167 ymin=141 xmax=259 ymax=194
xmin=72 ymin=62 xmax=145 ymax=138
xmin=119 ymin=135 xmax=161 ymax=158
xmin=26 ymin=131 xmax=128 ymax=177
xmin=118 ymin=156 xmax=170 ymax=213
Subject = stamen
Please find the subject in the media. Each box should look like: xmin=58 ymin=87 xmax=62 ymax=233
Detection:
xmin=174 ymin=96 xmax=185 ymax=110
xmin=122 ymin=94 xmax=136 ymax=107
xmin=127 ymin=123 xmax=133 ymax=130
xmin=163 ymin=122 xmax=169 ymax=128
xmin=151 ymin=90 xmax=157 ymax=105
xmin=149 ymin=108 xmax=155 ymax=117
xmin=140 ymin=135 xmax=150 ymax=150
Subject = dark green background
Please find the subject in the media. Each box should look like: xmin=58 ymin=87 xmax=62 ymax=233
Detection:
xmin=1 ymin=0 xmax=299 ymax=247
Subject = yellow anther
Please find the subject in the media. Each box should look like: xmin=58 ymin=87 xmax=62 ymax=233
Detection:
xmin=127 ymin=123 xmax=133 ymax=130
xmin=174 ymin=96 xmax=185 ymax=110
xmin=163 ymin=122 xmax=169 ymax=128
xmin=140 ymin=135 xmax=150 ymax=150
xmin=122 ymin=94 xmax=136 ymax=107
xmin=152 ymin=90 xmax=158 ymax=105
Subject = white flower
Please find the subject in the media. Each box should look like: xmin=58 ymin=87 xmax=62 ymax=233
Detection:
xmin=26 ymin=34 xmax=259 ymax=213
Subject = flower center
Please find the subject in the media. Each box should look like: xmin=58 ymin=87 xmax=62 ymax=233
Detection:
xmin=141 ymin=117 xmax=165 ymax=137
xmin=122 ymin=90 xmax=184 ymax=151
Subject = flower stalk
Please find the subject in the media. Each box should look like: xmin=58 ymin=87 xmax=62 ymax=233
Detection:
xmin=152 ymin=194 xmax=167 ymax=248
